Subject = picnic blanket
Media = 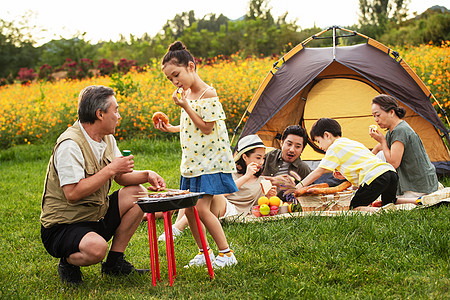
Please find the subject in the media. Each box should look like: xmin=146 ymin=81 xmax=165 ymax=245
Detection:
xmin=220 ymin=187 xmax=450 ymax=224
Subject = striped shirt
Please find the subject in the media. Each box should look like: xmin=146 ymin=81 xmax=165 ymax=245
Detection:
xmin=318 ymin=137 xmax=395 ymax=187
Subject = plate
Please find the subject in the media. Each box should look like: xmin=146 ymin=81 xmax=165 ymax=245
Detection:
xmin=136 ymin=192 xmax=204 ymax=212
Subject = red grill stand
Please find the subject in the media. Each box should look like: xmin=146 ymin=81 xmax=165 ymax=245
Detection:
xmin=146 ymin=207 xmax=214 ymax=286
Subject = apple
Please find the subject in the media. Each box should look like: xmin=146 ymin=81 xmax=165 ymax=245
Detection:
xmin=252 ymin=205 xmax=262 ymax=217
xmin=269 ymin=205 xmax=279 ymax=216
xmin=259 ymin=204 xmax=270 ymax=215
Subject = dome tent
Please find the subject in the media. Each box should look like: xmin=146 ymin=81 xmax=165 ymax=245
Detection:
xmin=235 ymin=26 xmax=450 ymax=174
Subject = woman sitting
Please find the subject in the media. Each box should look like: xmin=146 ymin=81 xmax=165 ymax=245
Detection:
xmin=369 ymin=94 xmax=439 ymax=204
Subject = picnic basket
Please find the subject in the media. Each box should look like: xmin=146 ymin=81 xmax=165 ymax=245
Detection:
xmin=297 ymin=190 xmax=353 ymax=212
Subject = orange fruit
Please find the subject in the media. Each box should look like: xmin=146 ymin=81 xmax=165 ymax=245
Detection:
xmin=288 ymin=203 xmax=301 ymax=213
xmin=258 ymin=196 xmax=270 ymax=206
xmin=269 ymin=196 xmax=281 ymax=207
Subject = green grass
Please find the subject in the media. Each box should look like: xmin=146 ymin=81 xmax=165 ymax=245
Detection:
xmin=0 ymin=139 xmax=449 ymax=299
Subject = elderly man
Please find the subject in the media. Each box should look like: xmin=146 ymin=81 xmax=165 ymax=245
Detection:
xmin=40 ymin=85 xmax=166 ymax=285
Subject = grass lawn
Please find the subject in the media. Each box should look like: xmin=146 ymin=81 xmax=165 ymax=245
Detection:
xmin=0 ymin=139 xmax=449 ymax=299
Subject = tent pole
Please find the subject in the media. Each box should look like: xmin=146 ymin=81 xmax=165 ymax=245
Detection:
xmin=332 ymin=26 xmax=337 ymax=59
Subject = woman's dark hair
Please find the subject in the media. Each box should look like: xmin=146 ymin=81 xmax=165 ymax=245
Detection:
xmin=161 ymin=41 xmax=196 ymax=70
xmin=78 ymin=85 xmax=115 ymax=124
xmin=372 ymin=94 xmax=406 ymax=119
xmin=310 ymin=118 xmax=342 ymax=139
xmin=235 ymin=148 xmax=263 ymax=177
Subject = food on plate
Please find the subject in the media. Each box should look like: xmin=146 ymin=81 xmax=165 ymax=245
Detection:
xmin=306 ymin=181 xmax=352 ymax=195
xmin=152 ymin=112 xmax=169 ymax=125
xmin=145 ymin=189 xmax=190 ymax=198
xmin=257 ymin=196 xmax=270 ymax=206
xmin=260 ymin=179 xmax=273 ymax=195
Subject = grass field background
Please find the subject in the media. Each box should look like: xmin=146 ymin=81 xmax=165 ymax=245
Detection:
xmin=0 ymin=139 xmax=449 ymax=299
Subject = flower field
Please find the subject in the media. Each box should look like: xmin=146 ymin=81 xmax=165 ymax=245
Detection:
xmin=0 ymin=43 xmax=448 ymax=149
xmin=396 ymin=41 xmax=450 ymax=121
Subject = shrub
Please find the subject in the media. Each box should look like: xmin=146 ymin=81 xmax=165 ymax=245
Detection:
xmin=110 ymin=72 xmax=141 ymax=98
xmin=0 ymin=78 xmax=8 ymax=87
xmin=17 ymin=68 xmax=36 ymax=85
xmin=38 ymin=64 xmax=54 ymax=82
xmin=78 ymin=58 xmax=94 ymax=79
xmin=97 ymin=59 xmax=116 ymax=76
xmin=117 ymin=58 xmax=138 ymax=74
xmin=62 ymin=58 xmax=78 ymax=80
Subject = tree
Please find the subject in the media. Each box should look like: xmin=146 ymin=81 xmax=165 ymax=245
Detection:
xmin=358 ymin=0 xmax=408 ymax=38
xmin=0 ymin=15 xmax=41 ymax=78
xmin=246 ymin=0 xmax=274 ymax=23
xmin=38 ymin=34 xmax=98 ymax=68
xmin=162 ymin=10 xmax=196 ymax=39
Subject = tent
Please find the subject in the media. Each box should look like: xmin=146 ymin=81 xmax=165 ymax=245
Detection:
xmin=236 ymin=26 xmax=450 ymax=174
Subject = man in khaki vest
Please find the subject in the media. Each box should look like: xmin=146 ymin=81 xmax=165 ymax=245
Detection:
xmin=40 ymin=85 xmax=166 ymax=285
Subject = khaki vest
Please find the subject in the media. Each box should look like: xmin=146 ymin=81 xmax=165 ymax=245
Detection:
xmin=40 ymin=122 xmax=115 ymax=228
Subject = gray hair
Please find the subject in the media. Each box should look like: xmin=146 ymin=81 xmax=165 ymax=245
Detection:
xmin=78 ymin=85 xmax=115 ymax=123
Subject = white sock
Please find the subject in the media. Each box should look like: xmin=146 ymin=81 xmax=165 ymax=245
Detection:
xmin=219 ymin=247 xmax=231 ymax=254
xmin=172 ymin=226 xmax=182 ymax=235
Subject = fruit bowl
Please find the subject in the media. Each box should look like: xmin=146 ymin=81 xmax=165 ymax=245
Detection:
xmin=251 ymin=205 xmax=280 ymax=217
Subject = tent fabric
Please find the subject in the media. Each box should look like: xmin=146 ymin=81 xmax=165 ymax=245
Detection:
xmin=239 ymin=30 xmax=450 ymax=174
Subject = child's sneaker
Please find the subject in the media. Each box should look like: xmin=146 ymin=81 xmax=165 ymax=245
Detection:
xmin=157 ymin=226 xmax=183 ymax=242
xmin=184 ymin=249 xmax=215 ymax=268
xmin=211 ymin=251 xmax=238 ymax=269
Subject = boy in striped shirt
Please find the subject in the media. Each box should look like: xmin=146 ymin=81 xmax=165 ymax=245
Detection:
xmin=297 ymin=118 xmax=398 ymax=211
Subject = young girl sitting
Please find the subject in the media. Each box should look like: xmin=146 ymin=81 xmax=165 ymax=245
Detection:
xmin=157 ymin=134 xmax=276 ymax=242
xmin=154 ymin=41 xmax=238 ymax=268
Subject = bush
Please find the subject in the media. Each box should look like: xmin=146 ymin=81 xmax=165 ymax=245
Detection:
xmin=61 ymin=58 xmax=78 ymax=80
xmin=38 ymin=64 xmax=54 ymax=82
xmin=97 ymin=58 xmax=116 ymax=76
xmin=117 ymin=58 xmax=137 ymax=74
xmin=78 ymin=58 xmax=94 ymax=79
xmin=17 ymin=68 xmax=36 ymax=84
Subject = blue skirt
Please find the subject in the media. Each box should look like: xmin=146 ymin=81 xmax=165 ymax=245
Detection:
xmin=180 ymin=173 xmax=238 ymax=196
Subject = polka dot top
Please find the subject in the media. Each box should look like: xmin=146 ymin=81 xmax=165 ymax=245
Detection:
xmin=179 ymin=95 xmax=236 ymax=177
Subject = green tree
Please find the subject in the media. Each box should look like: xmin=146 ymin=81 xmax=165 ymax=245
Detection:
xmin=358 ymin=0 xmax=408 ymax=38
xmin=0 ymin=16 xmax=41 ymax=79
xmin=38 ymin=34 xmax=98 ymax=68
xmin=379 ymin=7 xmax=450 ymax=45
xmin=162 ymin=10 xmax=196 ymax=39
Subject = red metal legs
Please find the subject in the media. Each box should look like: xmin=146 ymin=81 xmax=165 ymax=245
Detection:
xmin=146 ymin=212 xmax=160 ymax=286
xmin=193 ymin=207 xmax=215 ymax=280
xmin=146 ymin=207 xmax=215 ymax=286
xmin=163 ymin=211 xmax=176 ymax=286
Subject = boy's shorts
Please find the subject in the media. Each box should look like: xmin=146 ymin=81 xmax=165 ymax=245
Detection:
xmin=41 ymin=190 xmax=121 ymax=258
xmin=350 ymin=171 xmax=398 ymax=208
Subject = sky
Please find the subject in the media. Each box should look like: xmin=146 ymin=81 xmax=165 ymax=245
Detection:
xmin=1 ymin=0 xmax=447 ymax=45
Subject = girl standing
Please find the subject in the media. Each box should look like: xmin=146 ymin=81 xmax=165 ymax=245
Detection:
xmin=155 ymin=41 xmax=238 ymax=268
